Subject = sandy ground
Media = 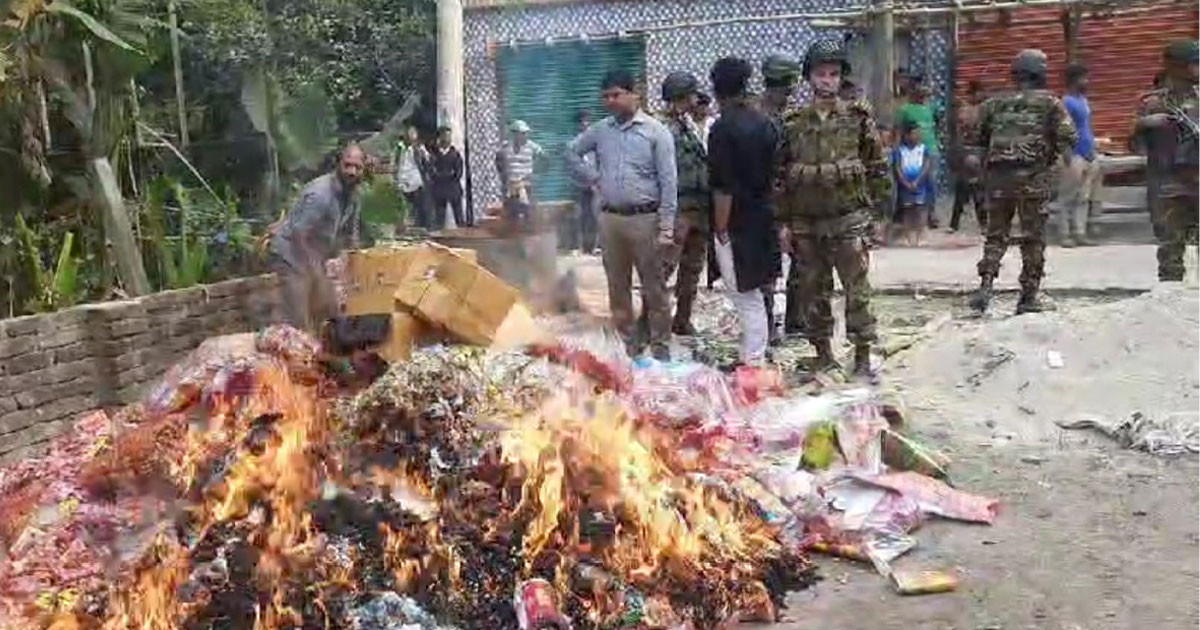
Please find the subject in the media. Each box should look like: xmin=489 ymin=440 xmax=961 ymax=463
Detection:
xmin=776 ymin=286 xmax=1200 ymax=630
xmin=561 ymin=243 xmax=1199 ymax=630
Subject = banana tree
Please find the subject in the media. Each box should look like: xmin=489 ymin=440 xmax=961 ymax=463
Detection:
xmin=1 ymin=0 xmax=156 ymax=296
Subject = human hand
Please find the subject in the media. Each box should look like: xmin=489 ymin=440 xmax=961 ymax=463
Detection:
xmin=715 ymin=230 xmax=730 ymax=245
xmin=778 ymin=226 xmax=793 ymax=254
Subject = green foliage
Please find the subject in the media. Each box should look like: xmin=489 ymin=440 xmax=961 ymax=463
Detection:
xmin=14 ymin=214 xmax=82 ymax=313
xmin=141 ymin=176 xmax=254 ymax=290
xmin=358 ymin=176 xmax=405 ymax=241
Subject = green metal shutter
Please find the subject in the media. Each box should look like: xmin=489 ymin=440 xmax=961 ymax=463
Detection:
xmin=497 ymin=38 xmax=646 ymax=203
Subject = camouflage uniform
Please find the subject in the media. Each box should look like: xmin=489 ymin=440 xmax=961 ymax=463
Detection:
xmin=972 ymin=50 xmax=1078 ymax=313
xmin=659 ymin=109 xmax=711 ymax=329
xmin=1131 ymin=39 xmax=1199 ymax=281
xmin=779 ymin=96 xmax=891 ymax=351
xmin=760 ymin=53 xmax=802 ymax=338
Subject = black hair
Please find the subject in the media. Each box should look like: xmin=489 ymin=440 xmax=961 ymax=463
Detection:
xmin=437 ymin=125 xmax=452 ymax=134
xmin=900 ymin=118 xmax=921 ymax=134
xmin=710 ymin=57 xmax=753 ymax=99
xmin=966 ymin=79 xmax=983 ymax=93
xmin=696 ymin=92 xmax=712 ymax=106
xmin=576 ymin=109 xmax=591 ymax=123
xmin=1065 ymin=63 xmax=1089 ymax=85
xmin=601 ymin=69 xmax=635 ymax=92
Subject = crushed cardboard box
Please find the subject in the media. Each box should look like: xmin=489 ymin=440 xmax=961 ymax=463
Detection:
xmin=393 ymin=245 xmax=523 ymax=346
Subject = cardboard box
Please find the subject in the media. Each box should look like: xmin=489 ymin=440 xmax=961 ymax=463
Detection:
xmin=376 ymin=311 xmax=423 ymax=362
xmin=345 ymin=245 xmax=476 ymax=316
xmin=393 ymin=244 xmax=522 ymax=346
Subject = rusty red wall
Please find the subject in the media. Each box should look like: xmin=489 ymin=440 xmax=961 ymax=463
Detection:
xmin=956 ymin=5 xmax=1199 ymax=151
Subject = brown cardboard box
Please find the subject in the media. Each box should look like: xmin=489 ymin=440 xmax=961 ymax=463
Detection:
xmin=393 ymin=244 xmax=522 ymax=346
xmin=376 ymin=311 xmax=423 ymax=362
xmin=345 ymin=245 xmax=476 ymax=316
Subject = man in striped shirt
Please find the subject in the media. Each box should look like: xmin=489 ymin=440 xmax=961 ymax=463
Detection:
xmin=495 ymin=119 xmax=545 ymax=230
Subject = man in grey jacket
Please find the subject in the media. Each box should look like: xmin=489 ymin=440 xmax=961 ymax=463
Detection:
xmin=566 ymin=70 xmax=677 ymax=360
xmin=269 ymin=144 xmax=365 ymax=332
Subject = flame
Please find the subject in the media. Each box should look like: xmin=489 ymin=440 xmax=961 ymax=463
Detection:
xmin=101 ymin=538 xmax=191 ymax=630
xmin=500 ymin=394 xmax=779 ymax=582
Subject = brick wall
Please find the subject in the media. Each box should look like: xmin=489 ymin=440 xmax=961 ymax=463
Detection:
xmin=0 ymin=274 xmax=283 ymax=463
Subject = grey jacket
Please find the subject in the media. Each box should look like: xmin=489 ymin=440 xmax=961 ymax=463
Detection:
xmin=270 ymin=172 xmax=361 ymax=269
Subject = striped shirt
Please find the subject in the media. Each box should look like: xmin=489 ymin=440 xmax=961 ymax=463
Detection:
xmin=498 ymin=140 xmax=544 ymax=190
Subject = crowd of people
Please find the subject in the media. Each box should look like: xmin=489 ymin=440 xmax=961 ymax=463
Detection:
xmin=259 ymin=37 xmax=1196 ymax=377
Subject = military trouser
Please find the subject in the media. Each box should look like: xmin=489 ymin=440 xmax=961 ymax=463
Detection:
xmin=976 ymin=194 xmax=1048 ymax=293
xmin=793 ymin=231 xmax=876 ymax=346
xmin=1156 ymin=195 xmax=1200 ymax=281
xmin=660 ymin=208 xmax=709 ymax=326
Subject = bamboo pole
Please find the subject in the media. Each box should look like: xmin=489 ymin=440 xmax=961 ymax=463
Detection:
xmin=168 ymin=0 xmax=189 ymax=148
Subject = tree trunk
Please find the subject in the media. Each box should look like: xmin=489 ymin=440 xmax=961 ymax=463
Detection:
xmin=90 ymin=157 xmax=150 ymax=296
xmin=168 ymin=0 xmax=189 ymax=148
xmin=82 ymin=42 xmax=151 ymax=296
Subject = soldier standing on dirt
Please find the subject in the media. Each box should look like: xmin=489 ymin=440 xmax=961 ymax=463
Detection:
xmin=778 ymin=39 xmax=891 ymax=377
xmin=760 ymin=53 xmax=802 ymax=344
xmin=1131 ymin=39 xmax=1199 ymax=282
xmin=969 ymin=49 xmax=1078 ymax=316
xmin=656 ymin=71 xmax=710 ymax=336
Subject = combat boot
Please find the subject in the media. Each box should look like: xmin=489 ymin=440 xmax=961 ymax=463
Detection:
xmin=671 ymin=298 xmax=697 ymax=336
xmin=968 ymin=276 xmax=994 ymax=314
xmin=810 ymin=339 xmax=839 ymax=372
xmin=1015 ymin=289 xmax=1053 ymax=315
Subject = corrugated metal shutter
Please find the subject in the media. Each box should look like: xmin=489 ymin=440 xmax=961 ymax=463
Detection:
xmin=955 ymin=6 xmax=1198 ymax=151
xmin=497 ymin=38 xmax=646 ymax=203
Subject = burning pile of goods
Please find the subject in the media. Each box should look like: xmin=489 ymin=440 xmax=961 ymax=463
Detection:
xmin=0 ymin=251 xmax=999 ymax=629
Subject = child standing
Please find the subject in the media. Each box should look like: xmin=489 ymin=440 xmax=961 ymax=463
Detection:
xmin=892 ymin=120 xmax=933 ymax=246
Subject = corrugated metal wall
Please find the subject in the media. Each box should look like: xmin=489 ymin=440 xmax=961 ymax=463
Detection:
xmin=955 ymin=5 xmax=1198 ymax=151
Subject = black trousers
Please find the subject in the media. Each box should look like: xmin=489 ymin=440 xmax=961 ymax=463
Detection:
xmin=433 ymin=193 xmax=466 ymax=228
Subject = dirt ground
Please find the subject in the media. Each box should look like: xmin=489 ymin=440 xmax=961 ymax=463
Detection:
xmin=771 ymin=288 xmax=1200 ymax=630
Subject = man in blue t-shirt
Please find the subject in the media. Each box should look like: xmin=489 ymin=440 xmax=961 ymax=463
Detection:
xmin=1059 ymin=63 xmax=1103 ymax=246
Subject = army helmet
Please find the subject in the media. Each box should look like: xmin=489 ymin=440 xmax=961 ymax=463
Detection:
xmin=660 ymin=71 xmax=700 ymax=102
xmin=802 ymin=38 xmax=851 ymax=80
xmin=1011 ymin=49 xmax=1048 ymax=79
xmin=762 ymin=52 xmax=801 ymax=87
xmin=1163 ymin=38 xmax=1199 ymax=66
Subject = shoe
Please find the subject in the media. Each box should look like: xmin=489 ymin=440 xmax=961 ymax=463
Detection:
xmin=968 ymin=277 xmax=994 ymax=314
xmin=1061 ymin=236 xmax=1077 ymax=248
xmin=651 ymin=346 xmax=671 ymax=362
xmin=852 ymin=344 xmax=873 ymax=376
xmin=1015 ymin=291 xmax=1054 ymax=314
xmin=810 ymin=339 xmax=840 ymax=372
xmin=1075 ymin=235 xmax=1095 ymax=247
xmin=671 ymin=320 xmax=697 ymax=336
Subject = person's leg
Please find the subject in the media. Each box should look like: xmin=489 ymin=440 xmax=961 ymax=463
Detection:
xmin=673 ymin=213 xmax=706 ymax=334
xmin=579 ymin=190 xmax=598 ymax=253
xmin=1016 ymin=196 xmax=1050 ymax=312
xmin=430 ymin=194 xmax=447 ymax=230
xmin=629 ymin=214 xmax=671 ymax=359
xmin=831 ymin=232 xmax=876 ymax=372
xmin=783 ymin=249 xmax=805 ymax=335
xmin=925 ymin=160 xmax=940 ymax=229
xmin=410 ymin=190 xmax=428 ymax=229
xmin=1157 ymin=196 xmax=1192 ymax=281
xmin=1078 ymin=159 xmax=1103 ymax=243
xmin=972 ymin=195 xmax=1016 ymax=312
xmin=951 ymin=177 xmax=968 ymax=231
xmin=599 ymin=213 xmax=638 ymax=353
xmin=971 ymin=183 xmax=987 ymax=232
xmin=272 ymin=258 xmax=312 ymax=331
xmin=450 ymin=194 xmax=466 ymax=228
xmin=794 ymin=235 xmax=835 ymax=364
xmin=729 ymin=287 xmax=768 ymax=365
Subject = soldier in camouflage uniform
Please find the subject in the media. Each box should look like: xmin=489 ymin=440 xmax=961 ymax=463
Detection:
xmin=969 ymin=49 xmax=1078 ymax=315
xmin=760 ymin=53 xmax=804 ymax=343
xmin=1131 ymin=39 xmax=1199 ymax=282
xmin=779 ymin=39 xmax=892 ymax=376
xmin=658 ymin=71 xmax=711 ymax=334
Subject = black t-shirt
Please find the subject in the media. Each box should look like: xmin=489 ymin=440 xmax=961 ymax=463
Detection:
xmin=708 ymin=103 xmax=779 ymax=291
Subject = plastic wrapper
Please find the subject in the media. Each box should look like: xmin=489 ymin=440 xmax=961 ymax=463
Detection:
xmin=143 ymin=325 xmax=320 ymax=418
xmin=730 ymin=365 xmax=784 ymax=406
xmin=881 ymin=428 xmax=951 ymax=479
xmin=856 ymin=471 xmax=999 ymax=524
xmin=629 ymin=360 xmax=740 ymax=429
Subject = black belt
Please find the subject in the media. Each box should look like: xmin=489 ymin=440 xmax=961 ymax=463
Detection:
xmin=602 ymin=202 xmax=658 ymax=216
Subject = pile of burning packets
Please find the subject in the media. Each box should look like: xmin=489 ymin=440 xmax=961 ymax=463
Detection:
xmin=0 ymin=320 xmax=997 ymax=630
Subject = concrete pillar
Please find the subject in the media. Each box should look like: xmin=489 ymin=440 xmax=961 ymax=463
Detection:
xmin=438 ymin=0 xmax=465 ymax=228
xmin=437 ymin=0 xmax=465 ymax=155
xmin=870 ymin=0 xmax=895 ymax=122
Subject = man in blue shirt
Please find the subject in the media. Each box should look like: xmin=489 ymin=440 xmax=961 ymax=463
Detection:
xmin=1059 ymin=63 xmax=1102 ymax=247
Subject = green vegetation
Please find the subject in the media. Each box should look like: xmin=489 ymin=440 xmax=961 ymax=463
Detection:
xmin=0 ymin=0 xmax=435 ymax=317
